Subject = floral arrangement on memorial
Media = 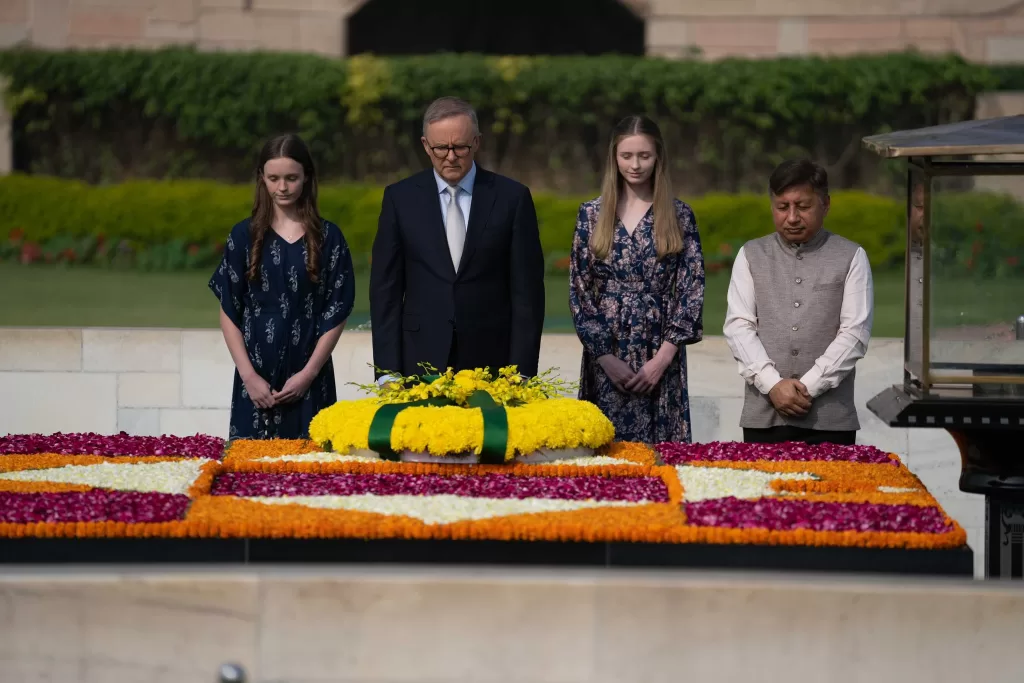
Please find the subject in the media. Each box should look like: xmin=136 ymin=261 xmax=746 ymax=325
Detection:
xmin=308 ymin=365 xmax=616 ymax=463
xmin=0 ymin=432 xmax=967 ymax=553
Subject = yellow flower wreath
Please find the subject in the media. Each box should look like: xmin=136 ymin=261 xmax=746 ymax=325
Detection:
xmin=309 ymin=366 xmax=615 ymax=461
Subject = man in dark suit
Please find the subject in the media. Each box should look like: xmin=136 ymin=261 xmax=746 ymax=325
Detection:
xmin=370 ymin=96 xmax=545 ymax=381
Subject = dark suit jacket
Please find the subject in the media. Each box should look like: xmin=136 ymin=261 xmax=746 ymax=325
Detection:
xmin=369 ymin=167 xmax=545 ymax=379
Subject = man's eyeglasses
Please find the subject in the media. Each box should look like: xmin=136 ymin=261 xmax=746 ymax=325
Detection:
xmin=429 ymin=144 xmax=473 ymax=159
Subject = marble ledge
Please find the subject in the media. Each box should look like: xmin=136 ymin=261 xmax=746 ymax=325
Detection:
xmin=4 ymin=567 xmax=1024 ymax=682
xmin=117 ymin=372 xmax=181 ymax=408
xmin=0 ymin=328 xmax=83 ymax=371
xmin=0 ymin=372 xmax=117 ymax=435
xmin=82 ymin=329 xmax=183 ymax=373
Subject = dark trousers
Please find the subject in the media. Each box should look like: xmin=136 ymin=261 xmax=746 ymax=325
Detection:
xmin=743 ymin=425 xmax=856 ymax=446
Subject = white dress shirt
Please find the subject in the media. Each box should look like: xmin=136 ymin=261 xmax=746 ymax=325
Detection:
xmin=435 ymin=162 xmax=476 ymax=230
xmin=723 ymin=243 xmax=874 ymax=399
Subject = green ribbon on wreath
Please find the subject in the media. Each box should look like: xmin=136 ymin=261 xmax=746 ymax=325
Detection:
xmin=366 ymin=375 xmax=509 ymax=464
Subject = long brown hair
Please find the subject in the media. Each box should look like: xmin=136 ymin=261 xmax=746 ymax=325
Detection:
xmin=247 ymin=133 xmax=324 ymax=283
xmin=591 ymin=115 xmax=682 ymax=261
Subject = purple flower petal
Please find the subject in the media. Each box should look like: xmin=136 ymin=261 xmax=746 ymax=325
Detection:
xmin=0 ymin=490 xmax=191 ymax=524
xmin=0 ymin=432 xmax=224 ymax=459
xmin=211 ymin=472 xmax=669 ymax=503
xmin=685 ymin=498 xmax=953 ymax=534
xmin=657 ymin=441 xmax=895 ymax=465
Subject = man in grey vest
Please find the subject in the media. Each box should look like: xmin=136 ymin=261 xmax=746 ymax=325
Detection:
xmin=723 ymin=159 xmax=874 ymax=445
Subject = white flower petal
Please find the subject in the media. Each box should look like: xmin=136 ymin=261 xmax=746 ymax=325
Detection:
xmin=542 ymin=456 xmax=633 ymax=467
xmin=0 ymin=460 xmax=210 ymax=495
xmin=256 ymin=451 xmax=380 ymax=464
xmin=675 ymin=465 xmax=817 ymax=502
xmin=878 ymin=486 xmax=920 ymax=494
xmin=244 ymin=494 xmax=641 ymax=525
xmin=256 ymin=448 xmax=619 ymax=467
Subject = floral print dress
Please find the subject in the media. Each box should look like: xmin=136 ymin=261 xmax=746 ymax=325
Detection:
xmin=209 ymin=218 xmax=355 ymax=440
xmin=569 ymin=198 xmax=705 ymax=443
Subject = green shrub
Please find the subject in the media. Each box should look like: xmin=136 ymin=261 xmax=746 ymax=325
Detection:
xmin=0 ymin=48 xmax=997 ymax=194
xmin=930 ymin=190 xmax=1024 ymax=278
xmin=988 ymin=64 xmax=1024 ymax=91
xmin=13 ymin=173 xmax=1024 ymax=274
xmin=5 ymin=173 xmax=1023 ymax=274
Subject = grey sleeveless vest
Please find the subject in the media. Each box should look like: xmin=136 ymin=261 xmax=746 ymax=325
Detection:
xmin=739 ymin=229 xmax=862 ymax=431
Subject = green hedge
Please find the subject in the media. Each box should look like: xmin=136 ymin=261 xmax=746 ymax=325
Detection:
xmin=0 ymin=172 xmax=923 ymax=273
xmin=989 ymin=64 xmax=1024 ymax=91
xmin=4 ymin=174 xmax=1022 ymax=275
xmin=0 ymin=48 xmax=1001 ymax=194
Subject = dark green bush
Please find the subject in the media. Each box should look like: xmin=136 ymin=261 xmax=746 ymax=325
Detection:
xmin=0 ymin=48 xmax=999 ymax=194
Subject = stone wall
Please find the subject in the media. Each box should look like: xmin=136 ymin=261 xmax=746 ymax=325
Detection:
xmin=1 ymin=0 xmax=360 ymax=55
xmin=646 ymin=0 xmax=1024 ymax=62
xmin=0 ymin=328 xmax=989 ymax=576
xmin=3 ymin=0 xmax=1024 ymax=61
xmin=4 ymin=567 xmax=1024 ymax=682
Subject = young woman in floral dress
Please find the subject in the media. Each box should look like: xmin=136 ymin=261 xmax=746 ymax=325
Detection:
xmin=569 ymin=115 xmax=705 ymax=443
xmin=209 ymin=134 xmax=355 ymax=440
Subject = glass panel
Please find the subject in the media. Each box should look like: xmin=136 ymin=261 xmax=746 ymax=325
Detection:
xmin=906 ymin=168 xmax=925 ymax=382
xmin=929 ymin=173 xmax=1024 ymax=395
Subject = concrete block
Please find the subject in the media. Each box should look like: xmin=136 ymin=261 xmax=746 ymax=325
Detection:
xmin=118 ymin=372 xmax=180 ymax=408
xmin=82 ymin=329 xmax=181 ymax=373
xmin=180 ymin=331 xmax=232 ymax=409
xmin=116 ymin=408 xmax=162 ymax=436
xmin=0 ymin=329 xmax=82 ymax=371
xmin=158 ymin=408 xmax=229 ymax=438
xmin=0 ymin=371 xmax=116 ymax=435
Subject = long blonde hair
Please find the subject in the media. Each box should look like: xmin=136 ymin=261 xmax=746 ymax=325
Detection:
xmin=591 ymin=115 xmax=682 ymax=261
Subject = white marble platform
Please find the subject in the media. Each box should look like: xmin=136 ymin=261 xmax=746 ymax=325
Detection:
xmin=2 ymin=566 xmax=1023 ymax=683
xmin=0 ymin=328 xmax=988 ymax=576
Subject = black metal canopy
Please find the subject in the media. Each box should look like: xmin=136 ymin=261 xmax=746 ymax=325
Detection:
xmin=863 ymin=115 xmax=1024 ymax=158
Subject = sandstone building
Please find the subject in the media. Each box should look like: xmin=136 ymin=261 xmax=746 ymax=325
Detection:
xmin=1 ymin=0 xmax=1023 ymax=63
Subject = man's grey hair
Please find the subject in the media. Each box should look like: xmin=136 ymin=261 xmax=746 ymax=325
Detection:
xmin=422 ymin=96 xmax=480 ymax=137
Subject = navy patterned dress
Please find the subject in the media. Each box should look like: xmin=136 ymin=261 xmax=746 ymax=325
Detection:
xmin=209 ymin=218 xmax=355 ymax=440
xmin=569 ymin=198 xmax=705 ymax=444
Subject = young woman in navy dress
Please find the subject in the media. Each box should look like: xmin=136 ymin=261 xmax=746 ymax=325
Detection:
xmin=569 ymin=115 xmax=705 ymax=444
xmin=209 ymin=134 xmax=355 ymax=440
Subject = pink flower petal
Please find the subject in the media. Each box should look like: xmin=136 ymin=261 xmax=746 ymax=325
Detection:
xmin=657 ymin=441 xmax=895 ymax=465
xmin=211 ymin=472 xmax=669 ymax=503
xmin=0 ymin=490 xmax=191 ymax=524
xmin=685 ymin=498 xmax=952 ymax=534
xmin=0 ymin=432 xmax=224 ymax=459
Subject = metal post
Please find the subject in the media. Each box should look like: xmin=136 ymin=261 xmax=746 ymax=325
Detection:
xmin=987 ymin=497 xmax=1024 ymax=579
xmin=218 ymin=663 xmax=247 ymax=683
xmin=1016 ymin=315 xmax=1024 ymax=341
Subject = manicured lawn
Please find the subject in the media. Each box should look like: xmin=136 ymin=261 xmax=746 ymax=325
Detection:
xmin=0 ymin=263 xmax=1009 ymax=338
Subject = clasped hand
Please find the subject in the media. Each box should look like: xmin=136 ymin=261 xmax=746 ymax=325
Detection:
xmin=768 ymin=379 xmax=812 ymax=417
xmin=598 ymin=355 xmax=668 ymax=395
xmin=242 ymin=369 xmax=313 ymax=409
